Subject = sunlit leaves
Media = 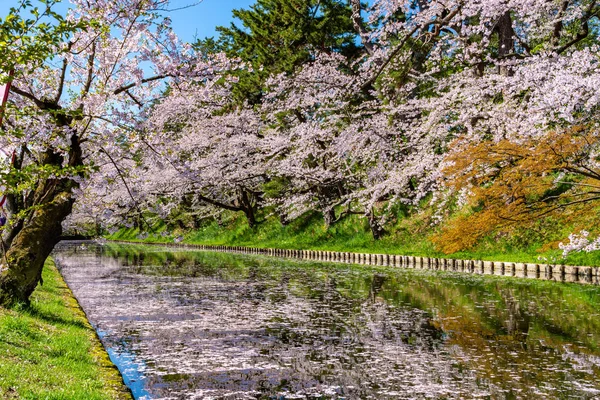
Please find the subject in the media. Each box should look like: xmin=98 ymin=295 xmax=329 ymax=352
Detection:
xmin=0 ymin=0 xmax=84 ymax=77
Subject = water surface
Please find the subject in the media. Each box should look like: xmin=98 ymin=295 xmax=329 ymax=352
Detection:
xmin=54 ymin=242 xmax=600 ymax=399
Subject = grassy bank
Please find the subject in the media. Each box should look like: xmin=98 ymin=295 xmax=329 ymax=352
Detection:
xmin=107 ymin=210 xmax=600 ymax=267
xmin=0 ymin=260 xmax=131 ymax=400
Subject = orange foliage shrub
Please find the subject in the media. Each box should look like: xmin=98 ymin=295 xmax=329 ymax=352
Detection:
xmin=433 ymin=127 xmax=600 ymax=254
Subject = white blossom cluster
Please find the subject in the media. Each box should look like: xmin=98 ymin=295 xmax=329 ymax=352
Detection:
xmin=559 ymin=231 xmax=600 ymax=258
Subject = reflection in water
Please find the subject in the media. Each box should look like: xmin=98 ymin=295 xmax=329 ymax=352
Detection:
xmin=54 ymin=242 xmax=600 ymax=399
xmin=97 ymin=329 xmax=152 ymax=399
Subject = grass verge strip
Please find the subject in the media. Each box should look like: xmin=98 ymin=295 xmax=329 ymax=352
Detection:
xmin=0 ymin=259 xmax=132 ymax=400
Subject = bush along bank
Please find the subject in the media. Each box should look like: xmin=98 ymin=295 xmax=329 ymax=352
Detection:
xmin=0 ymin=259 xmax=131 ymax=400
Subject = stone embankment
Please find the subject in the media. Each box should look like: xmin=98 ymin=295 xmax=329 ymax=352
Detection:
xmin=108 ymin=240 xmax=599 ymax=285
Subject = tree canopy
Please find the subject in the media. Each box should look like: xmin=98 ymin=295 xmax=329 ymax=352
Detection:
xmin=2 ymin=0 xmax=600 ymax=305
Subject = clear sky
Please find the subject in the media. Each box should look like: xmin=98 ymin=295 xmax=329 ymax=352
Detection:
xmin=0 ymin=0 xmax=255 ymax=43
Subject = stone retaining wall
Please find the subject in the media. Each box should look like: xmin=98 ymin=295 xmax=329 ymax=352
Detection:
xmin=107 ymin=240 xmax=600 ymax=285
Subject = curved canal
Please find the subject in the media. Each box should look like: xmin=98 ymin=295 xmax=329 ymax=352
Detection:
xmin=53 ymin=242 xmax=600 ymax=399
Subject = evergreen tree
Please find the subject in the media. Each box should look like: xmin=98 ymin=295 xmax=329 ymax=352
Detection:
xmin=200 ymin=0 xmax=361 ymax=105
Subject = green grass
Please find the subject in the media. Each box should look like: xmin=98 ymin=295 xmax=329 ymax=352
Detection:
xmin=0 ymin=260 xmax=131 ymax=400
xmin=110 ymin=212 xmax=436 ymax=253
xmin=106 ymin=210 xmax=600 ymax=267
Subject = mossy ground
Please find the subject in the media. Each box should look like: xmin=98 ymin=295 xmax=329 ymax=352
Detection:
xmin=107 ymin=209 xmax=600 ymax=267
xmin=0 ymin=259 xmax=131 ymax=400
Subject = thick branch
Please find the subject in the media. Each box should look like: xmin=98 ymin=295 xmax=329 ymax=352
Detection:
xmin=196 ymin=193 xmax=242 ymax=212
xmin=11 ymin=85 xmax=59 ymax=111
xmin=113 ymin=74 xmax=169 ymax=96
xmin=361 ymin=8 xmax=459 ymax=90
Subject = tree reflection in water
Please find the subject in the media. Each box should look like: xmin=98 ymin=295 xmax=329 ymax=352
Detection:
xmin=54 ymin=242 xmax=600 ymax=399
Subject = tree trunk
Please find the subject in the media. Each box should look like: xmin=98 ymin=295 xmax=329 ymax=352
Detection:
xmin=278 ymin=212 xmax=289 ymax=227
xmin=2 ymin=146 xmax=27 ymax=249
xmin=323 ymin=207 xmax=336 ymax=228
xmin=0 ymin=183 xmax=74 ymax=306
xmin=239 ymin=189 xmax=257 ymax=228
xmin=368 ymin=212 xmax=385 ymax=240
xmin=95 ymin=216 xmax=103 ymax=237
xmin=243 ymin=206 xmax=256 ymax=228
xmin=497 ymin=11 xmax=515 ymax=76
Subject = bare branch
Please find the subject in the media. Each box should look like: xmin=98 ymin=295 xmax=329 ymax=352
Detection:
xmin=350 ymin=0 xmax=374 ymax=55
xmin=113 ymin=74 xmax=169 ymax=96
xmin=54 ymin=42 xmax=73 ymax=103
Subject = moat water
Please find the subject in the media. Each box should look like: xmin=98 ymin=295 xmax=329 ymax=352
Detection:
xmin=54 ymin=241 xmax=600 ymax=399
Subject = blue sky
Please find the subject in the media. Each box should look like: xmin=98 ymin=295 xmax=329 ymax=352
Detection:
xmin=0 ymin=0 xmax=255 ymax=43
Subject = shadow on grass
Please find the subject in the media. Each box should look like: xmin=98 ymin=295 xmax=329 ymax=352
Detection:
xmin=25 ymin=306 xmax=88 ymax=330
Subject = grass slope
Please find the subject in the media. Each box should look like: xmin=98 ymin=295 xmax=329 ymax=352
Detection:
xmin=0 ymin=260 xmax=131 ymax=400
xmin=107 ymin=210 xmax=600 ymax=267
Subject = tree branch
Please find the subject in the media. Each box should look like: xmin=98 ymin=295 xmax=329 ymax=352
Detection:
xmin=350 ymin=0 xmax=374 ymax=55
xmin=54 ymin=41 xmax=73 ymax=103
xmin=99 ymin=147 xmax=149 ymax=230
xmin=81 ymin=41 xmax=96 ymax=99
xmin=11 ymin=85 xmax=59 ymax=111
xmin=361 ymin=8 xmax=459 ymax=90
xmin=196 ymin=193 xmax=243 ymax=212
xmin=556 ymin=1 xmax=597 ymax=54
xmin=113 ymin=74 xmax=170 ymax=96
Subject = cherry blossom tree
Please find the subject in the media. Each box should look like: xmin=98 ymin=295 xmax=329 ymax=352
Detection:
xmin=72 ymin=0 xmax=600 ymax=252
xmin=0 ymin=0 xmax=212 ymax=306
xmin=255 ymin=0 xmax=461 ymax=233
xmin=69 ymin=71 xmax=266 ymax=235
xmin=142 ymin=78 xmax=267 ymax=228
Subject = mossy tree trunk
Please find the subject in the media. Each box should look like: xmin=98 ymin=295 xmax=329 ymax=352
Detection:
xmin=0 ymin=180 xmax=75 ymax=306
xmin=0 ymin=133 xmax=82 ymax=307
